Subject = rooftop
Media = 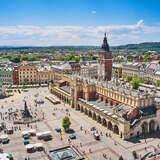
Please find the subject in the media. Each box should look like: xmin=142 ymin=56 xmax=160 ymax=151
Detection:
xmin=37 ymin=65 xmax=52 ymax=71
xmin=71 ymin=75 xmax=154 ymax=99
xmin=52 ymin=62 xmax=71 ymax=71
xmin=49 ymin=146 xmax=84 ymax=160
xmin=60 ymin=85 xmax=71 ymax=94
xmin=88 ymin=100 xmax=113 ymax=113
xmin=79 ymin=98 xmax=122 ymax=121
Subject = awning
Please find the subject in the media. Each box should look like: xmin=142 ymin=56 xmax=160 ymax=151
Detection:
xmin=34 ymin=143 xmax=43 ymax=148
xmin=0 ymin=135 xmax=8 ymax=139
xmin=25 ymin=144 xmax=34 ymax=149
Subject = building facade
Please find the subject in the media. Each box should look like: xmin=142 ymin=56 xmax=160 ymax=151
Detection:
xmin=0 ymin=65 xmax=13 ymax=85
xmin=49 ymin=35 xmax=160 ymax=140
xmin=37 ymin=65 xmax=54 ymax=84
xmin=122 ymin=61 xmax=160 ymax=83
xmin=80 ymin=63 xmax=98 ymax=78
xmin=17 ymin=65 xmax=38 ymax=85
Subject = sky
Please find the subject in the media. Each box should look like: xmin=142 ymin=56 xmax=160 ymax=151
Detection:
xmin=0 ymin=0 xmax=160 ymax=46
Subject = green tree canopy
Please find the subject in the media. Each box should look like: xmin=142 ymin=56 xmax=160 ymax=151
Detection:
xmin=125 ymin=76 xmax=133 ymax=82
xmin=62 ymin=116 xmax=71 ymax=131
xmin=131 ymin=77 xmax=144 ymax=89
xmin=155 ymin=80 xmax=160 ymax=87
xmin=10 ymin=55 xmax=21 ymax=63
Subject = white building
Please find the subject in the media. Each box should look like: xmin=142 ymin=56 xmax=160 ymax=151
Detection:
xmin=0 ymin=65 xmax=13 ymax=85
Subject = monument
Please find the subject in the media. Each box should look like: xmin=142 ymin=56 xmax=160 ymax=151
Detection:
xmin=21 ymin=100 xmax=32 ymax=119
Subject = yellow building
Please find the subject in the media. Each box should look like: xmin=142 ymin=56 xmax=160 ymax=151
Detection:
xmin=37 ymin=66 xmax=54 ymax=84
xmin=18 ymin=65 xmax=38 ymax=85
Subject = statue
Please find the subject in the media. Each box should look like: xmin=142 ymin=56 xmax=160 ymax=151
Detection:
xmin=21 ymin=100 xmax=32 ymax=118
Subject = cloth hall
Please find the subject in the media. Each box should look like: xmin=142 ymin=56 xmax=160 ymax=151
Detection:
xmin=49 ymin=34 xmax=160 ymax=140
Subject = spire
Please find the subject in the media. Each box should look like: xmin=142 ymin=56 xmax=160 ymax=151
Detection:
xmin=101 ymin=33 xmax=110 ymax=52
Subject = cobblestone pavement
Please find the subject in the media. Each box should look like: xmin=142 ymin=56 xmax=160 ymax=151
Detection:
xmin=0 ymin=87 xmax=160 ymax=160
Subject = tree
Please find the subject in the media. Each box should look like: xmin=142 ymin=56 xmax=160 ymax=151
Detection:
xmin=155 ymin=80 xmax=160 ymax=87
xmin=10 ymin=55 xmax=21 ymax=63
xmin=62 ymin=116 xmax=71 ymax=132
xmin=131 ymin=77 xmax=143 ymax=89
xmin=143 ymin=55 xmax=150 ymax=62
xmin=125 ymin=76 xmax=133 ymax=82
xmin=20 ymin=55 xmax=28 ymax=61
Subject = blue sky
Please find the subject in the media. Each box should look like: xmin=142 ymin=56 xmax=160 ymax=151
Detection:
xmin=0 ymin=0 xmax=160 ymax=46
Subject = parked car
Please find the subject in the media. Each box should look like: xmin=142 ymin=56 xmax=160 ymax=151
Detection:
xmin=69 ymin=134 xmax=76 ymax=139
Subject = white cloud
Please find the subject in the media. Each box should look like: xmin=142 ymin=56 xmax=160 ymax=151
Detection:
xmin=0 ymin=20 xmax=160 ymax=46
xmin=136 ymin=19 xmax=144 ymax=27
xmin=91 ymin=10 xmax=96 ymax=14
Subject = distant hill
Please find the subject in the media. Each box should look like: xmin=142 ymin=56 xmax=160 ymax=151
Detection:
xmin=112 ymin=42 xmax=160 ymax=51
xmin=0 ymin=42 xmax=160 ymax=52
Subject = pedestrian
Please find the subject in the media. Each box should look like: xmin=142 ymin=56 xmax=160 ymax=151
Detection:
xmin=80 ymin=142 xmax=82 ymax=147
xmin=80 ymin=126 xmax=83 ymax=131
xmin=145 ymin=139 xmax=147 ymax=143
xmin=139 ymin=154 xmax=141 ymax=159
xmin=103 ymin=153 xmax=106 ymax=158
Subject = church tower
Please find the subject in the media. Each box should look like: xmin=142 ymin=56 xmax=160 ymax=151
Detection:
xmin=98 ymin=33 xmax=112 ymax=81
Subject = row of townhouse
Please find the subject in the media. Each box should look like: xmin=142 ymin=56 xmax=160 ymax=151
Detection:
xmin=121 ymin=61 xmax=160 ymax=83
xmin=0 ymin=63 xmax=55 ymax=85
xmin=13 ymin=64 xmax=55 ymax=85
xmin=0 ymin=61 xmax=84 ymax=85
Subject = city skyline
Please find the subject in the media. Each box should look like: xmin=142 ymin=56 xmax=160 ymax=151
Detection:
xmin=0 ymin=0 xmax=160 ymax=46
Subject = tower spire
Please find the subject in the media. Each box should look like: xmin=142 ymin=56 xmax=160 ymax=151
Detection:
xmin=98 ymin=33 xmax=112 ymax=81
xmin=101 ymin=33 xmax=109 ymax=52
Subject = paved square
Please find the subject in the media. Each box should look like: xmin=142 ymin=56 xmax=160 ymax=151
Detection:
xmin=0 ymin=87 xmax=160 ymax=160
